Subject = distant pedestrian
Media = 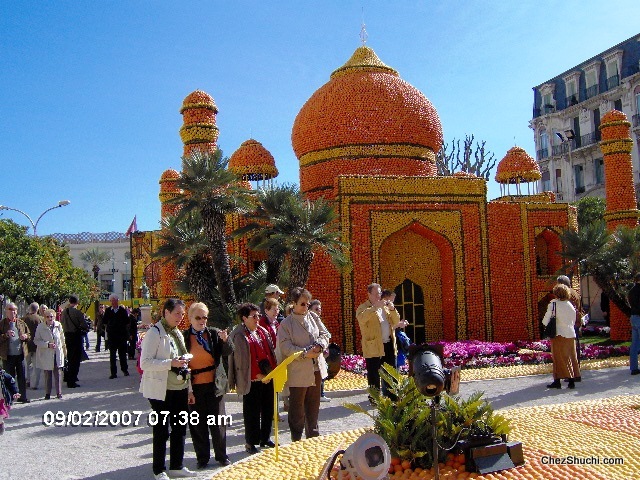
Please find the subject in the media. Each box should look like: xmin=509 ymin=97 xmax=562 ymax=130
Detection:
xmin=94 ymin=304 xmax=106 ymax=352
xmin=309 ymin=299 xmax=330 ymax=402
xmin=34 ymin=309 xmax=65 ymax=399
xmin=60 ymin=295 xmax=86 ymax=388
xmin=22 ymin=302 xmax=43 ymax=390
xmin=103 ymin=294 xmax=130 ymax=379
xmin=0 ymin=367 xmax=21 ymax=434
xmin=627 ymin=273 xmax=640 ymax=376
xmin=0 ymin=302 xmax=31 ymax=402
xmin=139 ymin=298 xmax=195 ymax=480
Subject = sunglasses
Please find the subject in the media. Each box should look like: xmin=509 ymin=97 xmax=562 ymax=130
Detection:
xmin=193 ymin=316 xmax=207 ymax=321
xmin=45 ymin=315 xmax=55 ymax=318
xmin=247 ymin=313 xmax=260 ymax=319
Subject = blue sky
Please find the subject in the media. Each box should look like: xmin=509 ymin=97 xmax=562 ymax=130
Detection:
xmin=1 ymin=1 xmax=639 ymax=235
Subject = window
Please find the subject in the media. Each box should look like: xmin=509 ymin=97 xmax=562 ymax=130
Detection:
xmin=542 ymin=93 xmax=554 ymax=113
xmin=538 ymin=130 xmax=549 ymax=159
xmin=606 ymin=60 xmax=619 ymax=89
xmin=566 ymin=79 xmax=578 ymax=105
xmin=555 ymin=169 xmax=563 ymax=192
xmin=594 ymin=158 xmax=604 ymax=184
xmin=585 ymin=70 xmax=598 ymax=99
xmin=574 ymin=165 xmax=585 ymax=194
xmin=541 ymin=171 xmax=551 ymax=191
xmin=614 ymin=98 xmax=622 ymax=112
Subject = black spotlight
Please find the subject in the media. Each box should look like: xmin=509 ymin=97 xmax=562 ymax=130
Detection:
xmin=408 ymin=344 xmax=459 ymax=397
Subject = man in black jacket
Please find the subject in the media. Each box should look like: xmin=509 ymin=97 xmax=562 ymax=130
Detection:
xmin=60 ymin=295 xmax=86 ymax=388
xmin=103 ymin=294 xmax=130 ymax=379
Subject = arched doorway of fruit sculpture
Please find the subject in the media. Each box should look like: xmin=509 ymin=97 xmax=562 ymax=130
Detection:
xmin=378 ymin=222 xmax=456 ymax=343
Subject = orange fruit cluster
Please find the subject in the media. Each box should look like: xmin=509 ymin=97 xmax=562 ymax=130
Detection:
xmin=228 ymin=139 xmax=279 ymax=181
xmin=293 ymin=46 xmax=441 ymax=196
xmin=495 ymin=147 xmax=541 ymax=184
xmin=180 ymin=89 xmax=218 ymax=157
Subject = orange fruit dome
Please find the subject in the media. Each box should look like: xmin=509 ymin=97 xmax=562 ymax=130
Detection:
xmin=228 ymin=139 xmax=279 ymax=181
xmin=292 ymin=46 xmax=443 ymax=194
xmin=180 ymin=90 xmax=218 ymax=113
xmin=495 ymin=146 xmax=541 ymax=184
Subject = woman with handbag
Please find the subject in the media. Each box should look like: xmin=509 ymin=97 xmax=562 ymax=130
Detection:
xmin=33 ymin=309 xmax=66 ymax=400
xmin=277 ymin=287 xmax=331 ymax=442
xmin=542 ymin=283 xmax=580 ymax=389
xmin=228 ymin=303 xmax=277 ymax=454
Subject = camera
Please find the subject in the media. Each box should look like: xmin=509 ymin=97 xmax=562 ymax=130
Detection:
xmin=172 ymin=354 xmax=193 ymax=381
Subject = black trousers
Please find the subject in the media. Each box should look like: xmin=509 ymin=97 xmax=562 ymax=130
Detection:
xmin=64 ymin=332 xmax=82 ymax=386
xmin=149 ymin=388 xmax=189 ymax=475
xmin=95 ymin=331 xmax=103 ymax=352
xmin=365 ymin=341 xmax=396 ymax=397
xmin=242 ymin=380 xmax=274 ymax=446
xmin=5 ymin=354 xmax=27 ymax=399
xmin=109 ymin=340 xmax=129 ymax=376
xmin=189 ymin=382 xmax=228 ymax=464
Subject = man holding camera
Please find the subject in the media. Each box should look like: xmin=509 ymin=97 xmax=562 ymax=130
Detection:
xmin=356 ymin=283 xmax=408 ymax=399
xmin=103 ymin=294 xmax=130 ymax=379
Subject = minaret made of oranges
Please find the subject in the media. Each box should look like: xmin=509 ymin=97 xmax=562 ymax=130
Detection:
xmin=599 ymin=109 xmax=638 ymax=341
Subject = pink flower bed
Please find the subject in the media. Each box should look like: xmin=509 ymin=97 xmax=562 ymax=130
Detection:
xmin=341 ymin=339 xmax=630 ymax=375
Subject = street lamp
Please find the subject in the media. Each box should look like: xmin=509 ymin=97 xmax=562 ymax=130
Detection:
xmin=0 ymin=200 xmax=71 ymax=236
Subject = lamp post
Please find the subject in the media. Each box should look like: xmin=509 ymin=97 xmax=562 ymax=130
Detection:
xmin=0 ymin=200 xmax=71 ymax=236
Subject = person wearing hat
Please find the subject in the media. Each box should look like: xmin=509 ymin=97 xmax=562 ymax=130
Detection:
xmin=260 ymin=285 xmax=285 ymax=319
xmin=627 ymin=273 xmax=640 ymax=376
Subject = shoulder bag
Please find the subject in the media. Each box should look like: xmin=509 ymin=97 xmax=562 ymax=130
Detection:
xmin=544 ymin=302 xmax=557 ymax=339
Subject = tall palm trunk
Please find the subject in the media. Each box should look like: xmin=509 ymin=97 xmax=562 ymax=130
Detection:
xmin=288 ymin=249 xmax=314 ymax=293
xmin=266 ymin=247 xmax=284 ymax=284
xmin=202 ymin=210 xmax=236 ymax=306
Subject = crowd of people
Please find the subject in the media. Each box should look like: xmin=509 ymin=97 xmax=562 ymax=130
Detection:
xmin=1 ymin=276 xmax=637 ymax=480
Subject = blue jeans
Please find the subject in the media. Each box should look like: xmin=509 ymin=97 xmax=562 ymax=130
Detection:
xmin=631 ymin=315 xmax=640 ymax=372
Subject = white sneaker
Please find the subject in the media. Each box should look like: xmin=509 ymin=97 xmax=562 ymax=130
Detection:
xmin=167 ymin=467 xmax=196 ymax=478
xmin=320 ymin=396 xmax=331 ymax=402
xmin=154 ymin=473 xmax=170 ymax=480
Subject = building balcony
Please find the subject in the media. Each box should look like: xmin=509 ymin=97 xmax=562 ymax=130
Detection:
xmin=576 ymin=131 xmax=601 ymax=149
xmin=552 ymin=143 xmax=570 ymax=156
xmin=542 ymin=105 xmax=555 ymax=114
xmin=585 ymin=84 xmax=599 ymax=99
xmin=537 ymin=148 xmax=549 ymax=160
xmin=565 ymin=95 xmax=579 ymax=107
xmin=606 ymin=74 xmax=619 ymax=90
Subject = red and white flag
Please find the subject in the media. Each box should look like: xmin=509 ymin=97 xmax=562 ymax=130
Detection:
xmin=125 ymin=215 xmax=138 ymax=237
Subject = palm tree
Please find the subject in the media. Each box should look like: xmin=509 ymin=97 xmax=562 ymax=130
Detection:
xmin=169 ymin=149 xmax=255 ymax=306
xmin=560 ymin=222 xmax=640 ymax=315
xmin=245 ymin=194 xmax=348 ymax=293
xmin=155 ymin=213 xmax=217 ymax=307
xmin=80 ymin=248 xmax=112 ymax=280
xmin=232 ymin=184 xmax=299 ymax=284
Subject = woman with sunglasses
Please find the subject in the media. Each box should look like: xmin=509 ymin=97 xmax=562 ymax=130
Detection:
xmin=33 ymin=309 xmax=66 ymax=400
xmin=277 ymin=287 xmax=330 ymax=441
xmin=228 ymin=303 xmax=277 ymax=454
xmin=182 ymin=302 xmax=233 ymax=469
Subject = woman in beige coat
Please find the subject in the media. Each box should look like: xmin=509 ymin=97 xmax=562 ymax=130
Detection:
xmin=277 ymin=287 xmax=330 ymax=442
xmin=33 ymin=309 xmax=66 ymax=399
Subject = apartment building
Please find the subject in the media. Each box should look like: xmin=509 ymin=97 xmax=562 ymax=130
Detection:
xmin=531 ymin=34 xmax=640 ymax=202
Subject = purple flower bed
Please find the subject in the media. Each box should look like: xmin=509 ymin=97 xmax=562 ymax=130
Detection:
xmin=341 ymin=339 xmax=629 ymax=375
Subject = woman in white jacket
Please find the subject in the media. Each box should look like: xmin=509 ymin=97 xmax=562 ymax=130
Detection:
xmin=34 ymin=309 xmax=66 ymax=400
xmin=542 ymin=283 xmax=581 ymax=389
xmin=139 ymin=298 xmax=195 ymax=480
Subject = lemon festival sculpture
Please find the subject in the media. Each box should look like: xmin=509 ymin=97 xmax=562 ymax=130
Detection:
xmin=137 ymin=45 xmax=637 ymax=348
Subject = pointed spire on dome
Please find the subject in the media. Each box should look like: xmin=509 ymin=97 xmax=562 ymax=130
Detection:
xmin=330 ymin=46 xmax=398 ymax=79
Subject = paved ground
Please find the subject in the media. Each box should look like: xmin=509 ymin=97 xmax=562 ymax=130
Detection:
xmin=1 ymin=331 xmax=639 ymax=480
